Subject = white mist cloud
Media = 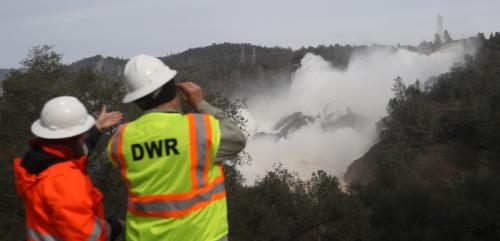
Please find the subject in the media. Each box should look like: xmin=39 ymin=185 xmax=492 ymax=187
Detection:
xmin=240 ymin=43 xmax=476 ymax=184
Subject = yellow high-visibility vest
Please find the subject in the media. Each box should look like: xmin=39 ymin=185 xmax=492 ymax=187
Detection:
xmin=108 ymin=112 xmax=227 ymax=241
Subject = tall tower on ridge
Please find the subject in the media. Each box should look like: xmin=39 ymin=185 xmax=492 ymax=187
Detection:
xmin=240 ymin=44 xmax=245 ymax=64
xmin=436 ymin=14 xmax=444 ymax=42
xmin=251 ymin=46 xmax=256 ymax=64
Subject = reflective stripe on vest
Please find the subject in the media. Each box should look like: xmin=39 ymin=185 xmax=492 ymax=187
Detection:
xmin=110 ymin=125 xmax=126 ymax=170
xmin=129 ymin=180 xmax=225 ymax=215
xmin=27 ymin=229 xmax=62 ymax=241
xmin=87 ymin=218 xmax=109 ymax=241
xmin=217 ymin=236 xmax=229 ymax=241
xmin=27 ymin=218 xmax=108 ymax=241
xmin=187 ymin=113 xmax=213 ymax=189
xmin=109 ymin=124 xmax=131 ymax=188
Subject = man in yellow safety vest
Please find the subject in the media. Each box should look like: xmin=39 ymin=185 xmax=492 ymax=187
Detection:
xmin=108 ymin=54 xmax=246 ymax=241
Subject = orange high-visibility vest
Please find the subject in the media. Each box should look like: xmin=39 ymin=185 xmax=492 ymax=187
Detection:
xmin=14 ymin=143 xmax=111 ymax=241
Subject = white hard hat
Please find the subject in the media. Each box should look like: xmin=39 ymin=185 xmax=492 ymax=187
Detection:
xmin=31 ymin=96 xmax=95 ymax=139
xmin=122 ymin=54 xmax=177 ymax=103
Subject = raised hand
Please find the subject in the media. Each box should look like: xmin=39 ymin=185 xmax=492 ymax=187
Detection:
xmin=95 ymin=105 xmax=123 ymax=131
xmin=176 ymin=81 xmax=204 ymax=108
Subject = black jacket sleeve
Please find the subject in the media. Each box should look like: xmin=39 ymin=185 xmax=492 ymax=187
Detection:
xmin=106 ymin=216 xmax=123 ymax=241
xmin=84 ymin=126 xmax=102 ymax=153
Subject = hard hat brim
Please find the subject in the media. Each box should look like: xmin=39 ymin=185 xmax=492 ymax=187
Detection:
xmin=31 ymin=115 xmax=95 ymax=139
xmin=122 ymin=69 xmax=177 ymax=103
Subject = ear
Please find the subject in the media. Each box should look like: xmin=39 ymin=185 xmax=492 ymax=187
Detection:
xmin=78 ymin=132 xmax=89 ymax=143
xmin=171 ymin=96 xmax=179 ymax=107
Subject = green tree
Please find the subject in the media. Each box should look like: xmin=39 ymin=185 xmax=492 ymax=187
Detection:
xmin=377 ymin=78 xmax=435 ymax=180
xmin=20 ymin=45 xmax=63 ymax=76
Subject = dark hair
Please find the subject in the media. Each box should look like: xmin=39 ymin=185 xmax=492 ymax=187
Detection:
xmin=135 ymin=79 xmax=177 ymax=110
xmin=38 ymin=134 xmax=85 ymax=157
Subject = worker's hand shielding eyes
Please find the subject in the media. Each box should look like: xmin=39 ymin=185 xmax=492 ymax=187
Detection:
xmin=95 ymin=106 xmax=123 ymax=131
xmin=176 ymin=81 xmax=204 ymax=108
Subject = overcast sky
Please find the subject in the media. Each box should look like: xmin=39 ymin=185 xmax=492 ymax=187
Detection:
xmin=0 ymin=0 xmax=498 ymax=68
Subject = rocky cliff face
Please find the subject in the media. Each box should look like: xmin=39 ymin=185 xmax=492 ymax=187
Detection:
xmin=344 ymin=141 xmax=478 ymax=185
xmin=252 ymin=109 xmax=370 ymax=141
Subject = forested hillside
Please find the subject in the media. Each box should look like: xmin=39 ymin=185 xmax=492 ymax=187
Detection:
xmin=70 ymin=43 xmax=362 ymax=94
xmin=341 ymin=32 xmax=500 ymax=240
xmin=1 ymin=34 xmax=499 ymax=240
